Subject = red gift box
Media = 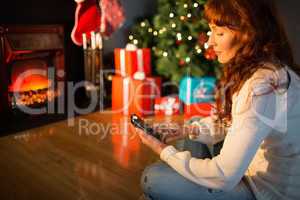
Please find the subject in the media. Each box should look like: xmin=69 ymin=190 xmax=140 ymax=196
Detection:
xmin=154 ymin=96 xmax=181 ymax=116
xmin=112 ymin=76 xmax=161 ymax=116
xmin=114 ymin=48 xmax=151 ymax=77
xmin=184 ymin=102 xmax=215 ymax=119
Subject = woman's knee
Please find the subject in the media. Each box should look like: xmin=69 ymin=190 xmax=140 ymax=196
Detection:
xmin=141 ymin=162 xmax=163 ymax=192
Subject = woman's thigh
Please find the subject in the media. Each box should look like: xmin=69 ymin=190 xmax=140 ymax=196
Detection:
xmin=141 ymin=161 xmax=255 ymax=200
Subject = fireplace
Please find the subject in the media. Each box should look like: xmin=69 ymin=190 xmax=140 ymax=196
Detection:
xmin=0 ymin=25 xmax=66 ymax=132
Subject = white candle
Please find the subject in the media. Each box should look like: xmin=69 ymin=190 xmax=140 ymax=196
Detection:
xmin=96 ymin=33 xmax=103 ymax=50
xmin=82 ymin=33 xmax=87 ymax=50
xmin=91 ymin=31 xmax=96 ymax=50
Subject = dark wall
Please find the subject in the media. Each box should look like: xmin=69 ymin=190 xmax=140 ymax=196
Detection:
xmin=275 ymin=0 xmax=300 ymax=65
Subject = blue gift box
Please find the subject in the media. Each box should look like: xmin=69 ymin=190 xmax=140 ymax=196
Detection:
xmin=179 ymin=76 xmax=216 ymax=104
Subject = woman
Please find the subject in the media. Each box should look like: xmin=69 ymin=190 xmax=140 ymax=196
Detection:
xmin=136 ymin=0 xmax=300 ymax=199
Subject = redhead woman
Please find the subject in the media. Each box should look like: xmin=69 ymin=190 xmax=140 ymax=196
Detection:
xmin=136 ymin=0 xmax=300 ymax=199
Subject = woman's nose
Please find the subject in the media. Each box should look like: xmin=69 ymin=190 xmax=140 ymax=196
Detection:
xmin=207 ymin=34 xmax=216 ymax=47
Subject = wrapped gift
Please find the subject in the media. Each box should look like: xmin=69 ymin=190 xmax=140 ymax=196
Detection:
xmin=154 ymin=96 xmax=181 ymax=116
xmin=179 ymin=76 xmax=216 ymax=104
xmin=112 ymin=76 xmax=161 ymax=116
xmin=114 ymin=47 xmax=151 ymax=77
xmin=184 ymin=102 xmax=215 ymax=118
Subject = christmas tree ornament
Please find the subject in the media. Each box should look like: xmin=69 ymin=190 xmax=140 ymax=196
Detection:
xmin=176 ymin=40 xmax=182 ymax=45
xmin=179 ymin=59 xmax=185 ymax=66
xmin=204 ymin=47 xmax=217 ymax=60
xmin=198 ymin=32 xmax=209 ymax=46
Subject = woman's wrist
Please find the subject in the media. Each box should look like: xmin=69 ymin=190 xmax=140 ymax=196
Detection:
xmin=157 ymin=142 xmax=168 ymax=155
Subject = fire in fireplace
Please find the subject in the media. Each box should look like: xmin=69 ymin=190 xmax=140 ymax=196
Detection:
xmin=0 ymin=25 xmax=65 ymax=114
xmin=9 ymin=59 xmax=55 ymax=107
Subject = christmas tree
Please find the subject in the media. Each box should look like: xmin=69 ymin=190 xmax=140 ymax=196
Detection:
xmin=129 ymin=0 xmax=221 ymax=83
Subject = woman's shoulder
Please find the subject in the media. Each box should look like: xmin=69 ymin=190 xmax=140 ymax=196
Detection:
xmin=245 ymin=61 xmax=290 ymax=95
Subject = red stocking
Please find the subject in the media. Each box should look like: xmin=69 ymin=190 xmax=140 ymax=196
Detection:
xmin=71 ymin=0 xmax=125 ymax=46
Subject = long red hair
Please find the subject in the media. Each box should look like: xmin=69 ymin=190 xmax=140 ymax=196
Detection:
xmin=204 ymin=0 xmax=299 ymax=125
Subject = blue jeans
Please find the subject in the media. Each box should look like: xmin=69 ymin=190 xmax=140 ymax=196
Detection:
xmin=141 ymin=140 xmax=256 ymax=200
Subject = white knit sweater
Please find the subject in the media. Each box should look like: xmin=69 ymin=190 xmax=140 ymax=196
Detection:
xmin=160 ymin=65 xmax=300 ymax=200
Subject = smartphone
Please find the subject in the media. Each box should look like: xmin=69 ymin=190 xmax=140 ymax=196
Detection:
xmin=130 ymin=114 xmax=162 ymax=141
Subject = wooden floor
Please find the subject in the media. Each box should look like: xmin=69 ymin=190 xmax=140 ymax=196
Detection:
xmin=0 ymin=111 xmax=184 ymax=200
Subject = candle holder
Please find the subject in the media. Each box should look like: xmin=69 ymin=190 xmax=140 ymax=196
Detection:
xmin=83 ymin=32 xmax=106 ymax=111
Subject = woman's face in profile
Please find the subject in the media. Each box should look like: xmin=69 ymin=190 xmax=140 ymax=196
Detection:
xmin=207 ymin=24 xmax=241 ymax=64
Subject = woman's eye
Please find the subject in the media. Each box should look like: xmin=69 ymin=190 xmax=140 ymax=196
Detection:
xmin=216 ymin=33 xmax=224 ymax=36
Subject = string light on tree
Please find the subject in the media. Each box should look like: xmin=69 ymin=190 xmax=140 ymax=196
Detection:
xmin=204 ymin=43 xmax=209 ymax=49
xmin=129 ymin=35 xmax=133 ymax=40
xmin=180 ymin=16 xmax=186 ymax=21
xmin=196 ymin=49 xmax=202 ymax=54
xmin=163 ymin=51 xmax=168 ymax=57
xmin=185 ymin=57 xmax=191 ymax=63
xmin=187 ymin=13 xmax=192 ymax=18
xmin=176 ymin=33 xmax=182 ymax=40
xmin=183 ymin=4 xmax=188 ymax=8
xmin=140 ymin=22 xmax=146 ymax=27
xmin=171 ymin=23 xmax=177 ymax=28
xmin=169 ymin=13 xmax=175 ymax=18
xmin=148 ymin=28 xmax=153 ymax=33
xmin=193 ymin=3 xmax=199 ymax=8
xmin=153 ymin=31 xmax=158 ymax=36
xmin=133 ymin=39 xmax=138 ymax=45
xmin=188 ymin=35 xmax=193 ymax=41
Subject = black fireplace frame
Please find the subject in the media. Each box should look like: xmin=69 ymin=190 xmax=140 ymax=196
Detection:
xmin=0 ymin=24 xmax=66 ymax=134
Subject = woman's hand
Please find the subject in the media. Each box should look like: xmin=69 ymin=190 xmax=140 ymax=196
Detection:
xmin=135 ymin=128 xmax=167 ymax=155
xmin=135 ymin=122 xmax=186 ymax=155
xmin=153 ymin=122 xmax=188 ymax=144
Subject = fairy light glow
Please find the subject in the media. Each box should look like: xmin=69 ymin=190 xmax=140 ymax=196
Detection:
xmin=140 ymin=22 xmax=146 ymax=27
xmin=185 ymin=57 xmax=191 ymax=63
xmin=204 ymin=43 xmax=209 ymax=49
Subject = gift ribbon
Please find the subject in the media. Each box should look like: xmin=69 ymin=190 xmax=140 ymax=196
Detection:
xmin=137 ymin=49 xmax=144 ymax=72
xmin=123 ymin=77 xmax=130 ymax=115
xmin=186 ymin=78 xmax=192 ymax=105
xmin=120 ymin=49 xmax=126 ymax=76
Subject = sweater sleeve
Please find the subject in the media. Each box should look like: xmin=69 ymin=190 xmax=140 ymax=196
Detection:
xmin=160 ymin=70 xmax=285 ymax=191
